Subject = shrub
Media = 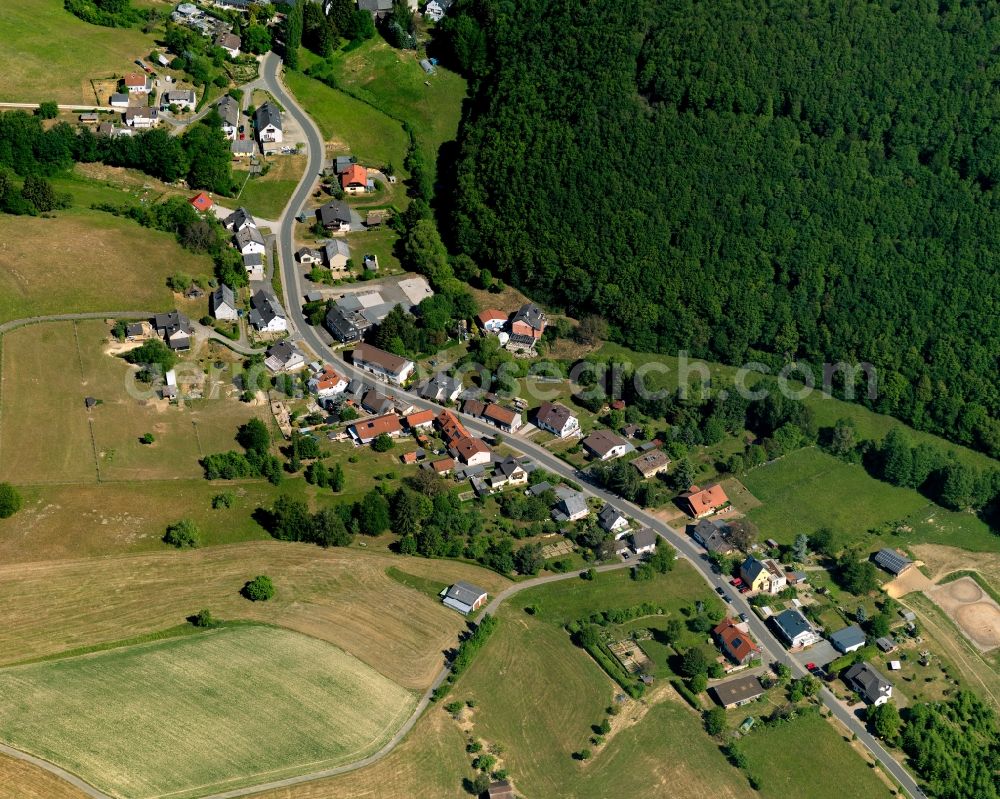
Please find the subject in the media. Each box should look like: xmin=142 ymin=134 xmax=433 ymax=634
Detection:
xmin=211 ymin=492 xmax=235 ymax=509
xmin=0 ymin=483 xmax=23 ymax=518
xmin=241 ymin=574 xmax=275 ymax=601
xmin=163 ymin=519 xmax=200 ymax=548
xmin=139 ymin=432 xmax=155 ymax=444
xmin=189 ymin=609 xmax=217 ymax=628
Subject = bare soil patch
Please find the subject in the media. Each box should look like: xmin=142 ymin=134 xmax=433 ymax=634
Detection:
xmin=927 ymin=576 xmax=1000 ymax=651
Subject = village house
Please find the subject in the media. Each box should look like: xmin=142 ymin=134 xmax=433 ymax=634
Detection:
xmin=437 ymin=409 xmax=471 ymax=445
xmin=340 ymin=163 xmax=369 ymax=194
xmin=713 ymin=618 xmax=761 ymax=665
xmin=124 ymin=72 xmax=150 ymax=94
xmin=509 ymin=302 xmax=546 ymax=347
xmin=582 ymin=429 xmax=634 ymax=461
xmin=264 ymin=341 xmax=305 ymax=373
xmin=234 ymin=225 xmax=266 ymax=256
xmin=404 ymin=409 xmax=436 ymax=431
xmin=243 ymin=252 xmax=264 ymax=282
xmin=461 ymin=398 xmax=487 ymax=419
xmin=210 ymin=284 xmax=238 ymax=321
xmin=489 ymin=456 xmax=528 ymax=490
xmin=678 ymin=483 xmax=730 ymax=518
xmin=225 ymin=207 xmax=257 ymax=233
xmin=231 ymin=138 xmax=254 ymax=158
xmin=361 ymin=389 xmax=396 ymax=417
xmin=690 ymin=519 xmax=735 ymax=555
xmin=124 ymin=106 xmax=158 ymax=128
xmin=829 ymin=625 xmax=867 ymax=654
xmin=296 ymin=247 xmax=323 ymax=266
xmin=740 ymin=556 xmax=787 ymax=595
xmin=189 ymin=192 xmax=213 ymax=213
xmin=160 ymin=89 xmax=196 ymax=111
xmin=552 ymin=492 xmax=589 ymax=522
xmin=631 ymin=449 xmax=671 ymax=479
xmin=248 ymin=290 xmax=288 ymax=333
xmin=317 ymin=199 xmax=352 ymax=232
xmin=451 ymin=435 xmax=492 ymax=466
xmin=214 ymin=31 xmax=242 ymax=57
xmin=217 ymin=95 xmax=240 ymax=140
xmin=424 ymin=0 xmax=446 ymax=21
xmin=349 ymin=413 xmax=403 ymax=445
xmin=476 ymin=308 xmax=508 ymax=333
xmin=844 ymin=662 xmax=894 ymax=706
xmin=308 ymin=365 xmax=347 ymax=398
xmin=419 ymin=372 xmax=462 ymax=403
xmin=357 ymin=0 xmax=393 ymax=18
xmin=110 ymin=92 xmax=130 ymax=109
xmin=153 ymin=311 xmax=192 ymax=351
xmin=431 ymin=457 xmax=455 ymax=475
xmin=254 ymin=102 xmax=283 ymax=153
xmin=441 ymin=581 xmax=488 ymax=615
xmin=324 ymin=304 xmax=369 ymax=344
xmin=598 ymin=504 xmax=630 ymax=536
xmin=322 ymin=239 xmax=350 ymax=270
xmin=483 ymin=403 xmax=522 ymax=433
xmin=710 ymin=675 xmax=765 ymax=709
xmin=533 ymin=401 xmax=580 ymax=438
xmin=631 ymin=528 xmax=658 ymax=556
xmin=351 ymin=343 xmax=415 ymax=385
xmin=771 ymin=608 xmax=821 ymax=649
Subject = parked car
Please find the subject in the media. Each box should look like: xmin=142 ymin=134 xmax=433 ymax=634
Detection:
xmin=739 ymin=612 xmax=749 ymax=622
xmin=715 ymin=586 xmax=725 ymax=596
xmin=722 ymin=594 xmax=733 ymax=604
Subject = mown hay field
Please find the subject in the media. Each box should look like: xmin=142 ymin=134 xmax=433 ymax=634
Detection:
xmin=0 ymin=625 xmax=416 ymax=799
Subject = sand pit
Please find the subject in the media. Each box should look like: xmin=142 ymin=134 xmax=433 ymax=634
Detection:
xmin=927 ymin=577 xmax=1000 ymax=652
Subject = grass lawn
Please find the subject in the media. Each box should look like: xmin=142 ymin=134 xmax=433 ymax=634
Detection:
xmin=233 ymin=154 xmax=306 ymax=220
xmin=0 ymin=626 xmax=417 ymax=799
xmin=284 ymin=69 xmax=410 ymax=174
xmin=319 ymin=41 xmax=467 ymax=187
xmin=0 ymin=0 xmax=159 ymax=104
xmin=386 ymin=566 xmax=448 ymax=599
xmin=0 ymin=210 xmax=213 ymax=324
xmin=345 ymin=226 xmax=403 ymax=274
xmin=742 ymin=447 xmax=999 ymax=552
xmin=739 ymin=712 xmax=894 ymax=799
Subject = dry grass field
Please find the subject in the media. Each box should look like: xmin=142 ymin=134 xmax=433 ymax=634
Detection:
xmin=0 ymin=211 xmax=213 ymax=324
xmin=0 ymin=541 xmax=510 ymax=689
xmin=0 ymin=753 xmax=89 ymax=799
xmin=0 ymin=626 xmax=416 ymax=799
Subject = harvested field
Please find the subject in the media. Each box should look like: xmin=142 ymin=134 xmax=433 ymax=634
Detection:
xmin=927 ymin=577 xmax=1000 ymax=652
xmin=0 ymin=752 xmax=89 ymax=799
xmin=0 ymin=626 xmax=416 ymax=799
xmin=0 ymin=541 xmax=510 ymax=689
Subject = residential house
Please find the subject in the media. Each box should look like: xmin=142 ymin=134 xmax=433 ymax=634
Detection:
xmin=351 ymin=343 xmax=415 ymax=385
xmin=308 ymin=365 xmax=347 ymax=398
xmin=437 ymin=409 xmax=470 ymax=445
xmin=324 ymin=239 xmax=351 ymax=270
xmin=325 ymin=304 xmax=369 ymax=343
xmin=404 ymin=409 xmax=435 ymax=431
xmin=581 ymin=429 xmax=634 ymax=461
xmin=678 ymin=483 xmax=730 ymax=518
xmin=357 ymin=0 xmax=393 ymax=18
xmin=441 ymin=581 xmax=488 ymax=614
xmin=420 ymin=372 xmax=462 ymax=403
xmin=632 ymin=528 xmax=658 ymax=556
xmin=296 ymin=247 xmax=323 ymax=266
xmin=340 ymin=163 xmax=368 ymax=194
xmin=431 ymin=457 xmax=455 ymax=475
xmin=254 ymin=102 xmax=283 ymax=152
xmin=844 ymin=662 xmax=894 ymax=706
xmin=153 ymin=311 xmax=192 ymax=351
xmin=224 ymin=207 xmax=257 ymax=233
xmin=242 ymin=252 xmax=264 ymax=281
xmin=124 ymin=106 xmax=158 ymax=128
xmin=124 ymin=73 xmax=150 ymax=94
xmin=160 ymin=89 xmax=196 ymax=111
xmin=873 ymin=548 xmax=913 ymax=576
xmin=713 ymin=618 xmax=761 ymax=666
xmin=631 ymin=449 xmax=671 ymax=479
xmin=317 ymin=199 xmax=352 ymax=232
xmin=189 ymin=192 xmax=213 ymax=213
xmin=690 ymin=519 xmax=735 ymax=555
xmin=349 ymin=413 xmax=403 ymax=445
xmin=533 ymin=402 xmax=579 ymax=438
xmin=552 ymin=492 xmax=589 ymax=522
xmin=489 ymin=456 xmax=527 ymax=490
xmin=217 ymin=95 xmax=240 ymax=140
xmin=476 ymin=309 xmax=508 ymax=333
xmin=125 ymin=321 xmax=152 ymax=341
xmin=771 ymin=609 xmax=821 ymax=649
xmin=231 ymin=139 xmax=254 ymax=158
xmin=711 ymin=675 xmax=765 ymax=709
xmin=509 ymin=302 xmax=546 ymax=346
xmin=424 ymin=0 xmax=445 ymax=21
xmin=248 ymin=290 xmax=287 ymax=333
xmin=830 ymin=625 xmax=867 ymax=654
xmin=740 ymin=557 xmax=787 ymax=595
xmin=264 ymin=340 xmax=305 ymax=372
xmin=622 ymin=422 xmax=643 ymax=439
xmin=451 ymin=435 xmax=492 ymax=466
xmin=214 ymin=31 xmax=241 ymax=57
xmin=483 ymin=403 xmax=522 ymax=433
xmin=110 ymin=92 xmax=130 ymax=109
xmin=597 ymin=504 xmax=629 ymax=536
xmin=461 ymin=398 xmax=487 ymax=419
xmin=361 ymin=389 xmax=396 ymax=417
xmin=234 ymin=225 xmax=266 ymax=257
xmin=210 ymin=284 xmax=238 ymax=321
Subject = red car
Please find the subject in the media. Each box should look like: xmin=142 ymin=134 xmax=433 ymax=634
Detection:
xmin=730 ymin=577 xmax=743 ymax=587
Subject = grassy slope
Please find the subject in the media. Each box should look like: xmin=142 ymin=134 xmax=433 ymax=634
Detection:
xmin=739 ymin=713 xmax=894 ymax=799
xmin=0 ymin=0 xmax=158 ymax=104
xmin=743 ymin=448 xmax=998 ymax=552
xmin=0 ymin=210 xmax=213 ymax=324
xmin=233 ymin=154 xmax=307 ymax=220
xmin=0 ymin=626 xmax=416 ymax=799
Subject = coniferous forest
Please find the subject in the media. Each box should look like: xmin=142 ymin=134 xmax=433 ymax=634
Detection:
xmin=442 ymin=0 xmax=1000 ymax=457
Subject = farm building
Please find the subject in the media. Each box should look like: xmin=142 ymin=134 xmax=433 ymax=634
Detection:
xmin=441 ymin=581 xmax=488 ymax=614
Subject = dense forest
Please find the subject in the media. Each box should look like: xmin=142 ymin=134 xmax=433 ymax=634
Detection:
xmin=442 ymin=0 xmax=1000 ymax=457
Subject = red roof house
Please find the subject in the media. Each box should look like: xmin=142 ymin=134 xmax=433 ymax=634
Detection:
xmin=713 ymin=618 xmax=760 ymax=665
xmin=341 ymin=163 xmax=368 ymax=193
xmin=678 ymin=483 xmax=730 ymax=518
xmin=189 ymin=192 xmax=213 ymax=212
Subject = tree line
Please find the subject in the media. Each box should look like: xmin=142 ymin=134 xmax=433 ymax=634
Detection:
xmin=439 ymin=0 xmax=1000 ymax=460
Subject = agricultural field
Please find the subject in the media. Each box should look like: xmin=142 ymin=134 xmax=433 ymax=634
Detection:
xmin=284 ymin=70 xmax=410 ymax=175
xmin=0 ymin=0 xmax=159 ymax=104
xmin=742 ymin=448 xmax=998 ymax=552
xmin=0 ymin=211 xmax=213 ymax=325
xmin=0 ymin=626 xmax=417 ymax=799
xmin=0 ymin=540 xmax=510 ymax=689
xmin=0 ymin=752 xmax=89 ymax=799
xmin=233 ymin=155 xmax=307 ymax=221
xmin=738 ymin=712 xmax=895 ymax=799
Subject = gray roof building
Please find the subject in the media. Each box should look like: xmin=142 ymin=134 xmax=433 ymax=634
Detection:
xmin=632 ymin=528 xmax=658 ymax=552
xmin=317 ymin=199 xmax=352 ymax=229
xmin=829 ymin=624 xmax=867 ymax=653
xmin=249 ymin=289 xmax=285 ymax=329
xmin=844 ymin=662 xmax=893 ymax=705
xmin=210 ymin=284 xmax=237 ymax=316
xmin=710 ymin=675 xmax=765 ymax=708
xmin=216 ymin=95 xmax=240 ymax=127
xmin=441 ymin=581 xmax=488 ymax=614
xmin=235 ymin=225 xmax=265 ymax=250
xmin=224 ymin=206 xmax=256 ymax=231
xmin=873 ymin=548 xmax=912 ymax=575
xmin=254 ymin=101 xmax=282 ymax=132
